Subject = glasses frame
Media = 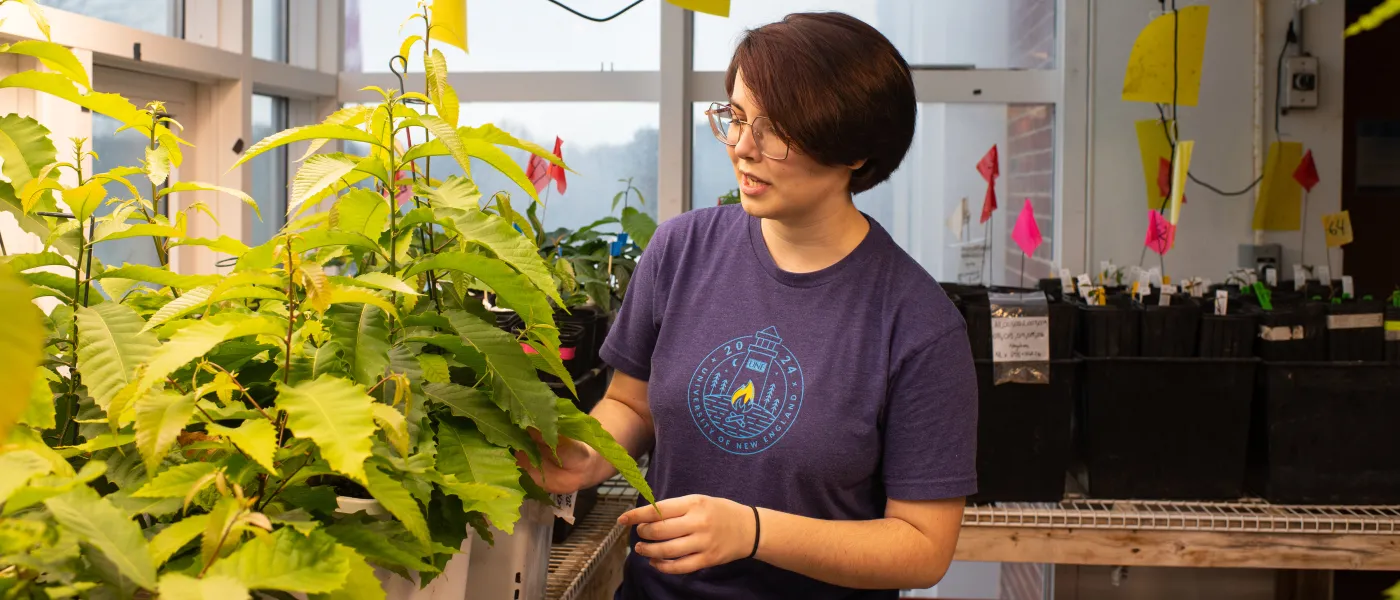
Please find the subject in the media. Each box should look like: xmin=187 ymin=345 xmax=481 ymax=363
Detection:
xmin=705 ymin=102 xmax=790 ymax=160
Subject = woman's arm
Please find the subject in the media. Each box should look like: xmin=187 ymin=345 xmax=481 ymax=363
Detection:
xmin=620 ymin=495 xmax=964 ymax=590
xmin=519 ymin=370 xmax=653 ymax=493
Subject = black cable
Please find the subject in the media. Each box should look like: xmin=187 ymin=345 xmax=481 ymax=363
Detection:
xmin=1275 ymin=21 xmax=1295 ymax=140
xmin=542 ymin=0 xmax=646 ymax=22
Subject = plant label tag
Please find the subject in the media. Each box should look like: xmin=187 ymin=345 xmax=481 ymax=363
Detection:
xmin=1160 ymin=285 xmax=1176 ymax=306
xmin=1293 ymin=265 xmax=1307 ymax=290
xmin=1215 ymin=290 xmax=1229 ymax=316
xmin=1246 ymin=270 xmax=1258 ymax=285
xmin=1148 ymin=267 xmax=1163 ymax=288
xmin=1077 ymin=274 xmax=1092 ymax=299
xmin=1060 ymin=268 xmax=1074 ymax=294
xmin=956 ymin=243 xmax=987 ymax=285
xmin=1317 ymin=265 xmax=1331 ymax=285
xmin=1099 ymin=260 xmax=1110 ymax=283
xmin=991 ymin=315 xmax=1050 ymax=364
xmin=551 ymin=492 xmax=577 ymax=525
xmin=1265 ymin=267 xmax=1277 ymax=287
xmin=1342 ymin=275 xmax=1355 ymax=298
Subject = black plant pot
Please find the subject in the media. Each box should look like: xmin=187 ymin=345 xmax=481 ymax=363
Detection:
xmin=1140 ymin=300 xmax=1200 ymax=357
xmin=963 ymin=286 xmax=1076 ymax=360
xmin=1255 ymin=303 xmax=1328 ymax=362
xmin=1386 ymin=306 xmax=1400 ymax=364
xmin=971 ymin=360 xmax=1078 ymax=503
xmin=1197 ymin=300 xmax=1257 ymax=359
xmin=1077 ymin=295 xmax=1140 ymax=358
xmin=1326 ymin=299 xmax=1386 ymax=362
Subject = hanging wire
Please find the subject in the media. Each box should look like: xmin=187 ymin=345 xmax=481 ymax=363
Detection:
xmin=543 ymin=0 xmax=647 ymax=22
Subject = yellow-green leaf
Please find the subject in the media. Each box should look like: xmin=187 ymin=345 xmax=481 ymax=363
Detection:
xmin=0 ymin=450 xmax=52 ymax=506
xmin=299 ymin=105 xmax=375 ymax=162
xmin=445 ymin=310 xmax=559 ymax=446
xmin=45 ymin=487 xmax=158 ymax=590
xmin=96 ymin=264 xmax=219 ymax=289
xmin=76 ymin=303 xmax=159 ymax=412
xmin=557 ymin=398 xmax=655 ymax=505
xmin=435 ymin=417 xmax=526 ymax=533
xmin=0 ymin=267 xmax=45 ymax=440
xmin=277 ymin=375 xmax=377 ymax=483
xmin=148 ymin=514 xmax=209 ymax=567
xmin=403 ymin=250 xmax=557 ymax=348
xmin=424 ymin=382 xmax=537 ymax=466
xmin=232 ymin=123 xmax=380 ymax=170
xmin=326 ymin=304 xmax=391 ymax=388
xmin=135 ymin=316 xmax=287 ymax=398
xmin=363 ymin=466 xmax=429 ymax=547
xmin=332 ymin=187 xmax=390 ymax=239
xmin=157 ymin=573 xmax=248 ymax=600
xmin=158 ymin=181 xmax=260 ymax=220
xmin=132 ymin=462 xmax=219 ymax=498
xmin=145 ymin=144 xmax=171 ymax=186
xmin=62 ymin=181 xmax=106 ymax=222
xmin=207 ymin=528 xmax=351 ymax=594
xmin=207 ymin=419 xmax=278 ymax=475
xmin=333 ymin=272 xmax=418 ymax=296
xmin=370 ymin=403 xmax=409 ymax=458
xmin=1 ymin=40 xmax=89 ymax=89
xmin=310 ymin=547 xmax=385 ymax=600
xmin=291 ymin=153 xmax=358 ymax=216
xmin=0 ymin=113 xmax=56 ymax=192
xmin=134 ymin=390 xmax=197 ymax=476
xmin=325 ymin=287 xmax=399 ymax=320
xmin=417 ymin=354 xmax=450 ymax=384
xmin=169 ymin=235 xmax=251 ymax=257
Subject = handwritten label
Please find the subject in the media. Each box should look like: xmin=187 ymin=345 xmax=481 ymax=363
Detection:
xmin=1316 ymin=266 xmax=1331 ymax=285
xmin=1322 ymin=211 xmax=1354 ymax=247
xmin=1148 ymin=267 xmax=1163 ymax=288
xmin=1099 ymin=260 xmax=1110 ymax=284
xmin=991 ymin=316 xmax=1050 ymax=363
xmin=1342 ymin=275 xmax=1355 ymax=298
xmin=1215 ymin=290 xmax=1229 ymax=316
xmin=957 ymin=244 xmax=986 ymax=285
xmin=1160 ymin=284 xmax=1176 ymax=306
xmin=1293 ymin=265 xmax=1307 ymax=291
xmin=1265 ymin=267 xmax=1277 ymax=287
xmin=1077 ymin=274 xmax=1092 ymax=300
xmin=1060 ymin=268 xmax=1074 ymax=295
xmin=551 ymin=492 xmax=577 ymax=525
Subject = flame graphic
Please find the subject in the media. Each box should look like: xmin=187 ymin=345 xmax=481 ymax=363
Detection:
xmin=730 ymin=381 xmax=755 ymax=407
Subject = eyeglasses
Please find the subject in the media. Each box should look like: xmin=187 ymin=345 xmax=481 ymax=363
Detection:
xmin=705 ymin=102 xmax=790 ymax=160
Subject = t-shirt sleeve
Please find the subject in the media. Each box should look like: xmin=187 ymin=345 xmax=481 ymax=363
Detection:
xmin=599 ymin=225 xmax=670 ymax=381
xmin=881 ymin=325 xmax=979 ymax=501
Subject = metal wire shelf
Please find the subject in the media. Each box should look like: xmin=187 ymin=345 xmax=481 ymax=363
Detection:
xmin=964 ymin=499 xmax=1400 ymax=535
xmin=546 ymin=478 xmax=639 ymax=600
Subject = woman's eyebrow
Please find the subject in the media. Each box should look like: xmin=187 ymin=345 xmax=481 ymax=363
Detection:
xmin=729 ymin=100 xmax=746 ymax=112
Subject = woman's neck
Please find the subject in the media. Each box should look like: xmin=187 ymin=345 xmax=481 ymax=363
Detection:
xmin=760 ymin=199 xmax=870 ymax=274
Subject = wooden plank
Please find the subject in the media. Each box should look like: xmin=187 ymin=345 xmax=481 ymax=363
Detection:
xmin=954 ymin=527 xmax=1400 ymax=571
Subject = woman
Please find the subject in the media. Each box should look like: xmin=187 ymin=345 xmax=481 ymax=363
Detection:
xmin=521 ymin=11 xmax=976 ymax=599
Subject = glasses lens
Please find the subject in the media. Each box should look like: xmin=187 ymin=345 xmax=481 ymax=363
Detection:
xmin=752 ymin=117 xmax=788 ymax=159
xmin=709 ymin=104 xmax=735 ymax=145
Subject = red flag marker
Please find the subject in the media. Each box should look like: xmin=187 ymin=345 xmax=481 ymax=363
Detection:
xmin=977 ymin=145 xmax=999 ymax=223
xmin=1293 ymin=149 xmax=1319 ymax=192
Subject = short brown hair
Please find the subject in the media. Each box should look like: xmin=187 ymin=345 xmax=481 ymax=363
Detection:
xmin=726 ymin=12 xmax=916 ymax=195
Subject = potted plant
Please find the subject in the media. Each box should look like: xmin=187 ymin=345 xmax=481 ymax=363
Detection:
xmin=0 ymin=3 xmax=653 ymax=598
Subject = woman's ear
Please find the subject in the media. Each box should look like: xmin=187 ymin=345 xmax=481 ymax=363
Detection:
xmin=848 ymin=158 xmax=868 ymax=171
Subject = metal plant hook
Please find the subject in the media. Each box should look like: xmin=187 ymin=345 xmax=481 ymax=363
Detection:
xmin=389 ymin=55 xmax=409 ymax=94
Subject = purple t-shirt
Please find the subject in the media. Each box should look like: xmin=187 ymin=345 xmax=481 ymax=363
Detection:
xmin=601 ymin=205 xmax=977 ymax=600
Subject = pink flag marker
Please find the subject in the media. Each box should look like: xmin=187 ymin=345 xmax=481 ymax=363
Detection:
xmin=1145 ymin=209 xmax=1176 ymax=255
xmin=1011 ymin=198 xmax=1042 ymax=256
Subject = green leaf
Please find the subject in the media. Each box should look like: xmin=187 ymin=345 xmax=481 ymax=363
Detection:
xmin=278 ymin=486 xmax=340 ymax=515
xmin=310 ymin=547 xmax=386 ymax=600
xmin=135 ymin=316 xmax=287 ymax=398
xmin=132 ymin=461 xmax=219 ymax=498
xmin=158 ymin=181 xmax=261 ymax=220
xmin=0 ymin=450 xmax=53 ymax=505
xmin=146 ymin=144 xmax=171 ymax=186
xmin=417 ymin=354 xmax=450 ymax=384
xmin=95 ymin=264 xmax=220 ymax=289
xmin=332 ymin=272 xmax=418 ymax=296
xmin=424 ymin=382 xmax=537 ymax=466
xmin=292 ymin=153 xmax=358 ymax=216
xmin=142 ymin=285 xmax=214 ymax=332
xmin=445 ymin=310 xmax=559 ymax=446
xmin=0 ymin=114 xmax=56 ymax=191
xmin=3 ymin=459 xmax=103 ymax=514
xmin=327 ymin=303 xmax=391 ymax=387
xmin=45 ymin=488 xmax=157 ymax=590
xmin=403 ymin=250 xmax=557 ymax=349
xmin=207 ymin=420 xmax=279 ymax=474
xmin=235 ymin=230 xmax=383 ymax=272
xmin=620 ymin=207 xmax=656 ymax=250
xmin=207 ymin=528 xmax=351 ymax=594
xmin=0 ymin=267 xmax=46 ymax=441
xmin=435 ymin=417 xmax=526 ymax=533
xmin=134 ymin=390 xmax=197 ymax=476
xmin=364 ymin=466 xmax=430 ymax=547
xmin=76 ymin=303 xmax=159 ymax=411
xmin=232 ymin=123 xmax=380 ymax=170
xmin=148 ymin=514 xmax=209 ymax=567
xmin=0 ymin=72 xmax=159 ymax=133
xmin=299 ymin=105 xmax=375 ymax=161
xmin=1 ymin=40 xmax=90 ymax=89
xmin=431 ymin=203 xmax=562 ymax=306
xmin=277 ymin=375 xmax=377 ymax=484
xmin=462 ymin=137 xmax=544 ymax=204
xmin=157 ymin=573 xmax=248 ymax=600
xmin=415 ymin=114 xmax=473 ymax=178
xmin=93 ymin=221 xmax=184 ymax=243
xmin=557 ymin=399 xmax=655 ymax=505
xmin=324 ymin=522 xmax=438 ymax=574
xmin=424 ymin=49 xmax=459 ymax=128
xmin=20 ymin=370 xmax=57 ymax=430
xmin=462 ymin=123 xmax=570 ymax=171
xmin=169 ymin=235 xmax=251 ymax=257
xmin=108 ymin=491 xmax=182 ymax=518
xmin=0 ymin=250 xmax=72 ymax=272
xmin=332 ymin=188 xmax=390 ymax=240
xmin=371 ymin=403 xmax=409 ymax=457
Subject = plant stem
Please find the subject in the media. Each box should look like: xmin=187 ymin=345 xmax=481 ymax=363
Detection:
xmin=257 ymin=453 xmax=310 ymax=511
xmin=144 ymin=117 xmax=170 ymax=267
xmin=282 ymin=234 xmax=297 ymax=386
xmin=198 ymin=516 xmax=240 ymax=578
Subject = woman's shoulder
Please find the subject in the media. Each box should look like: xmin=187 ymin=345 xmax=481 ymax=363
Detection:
xmin=648 ymin=204 xmax=748 ymax=256
xmin=876 ymin=247 xmax=967 ymax=344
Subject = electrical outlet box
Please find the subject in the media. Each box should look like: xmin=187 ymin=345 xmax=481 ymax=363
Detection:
xmin=1240 ymin=243 xmax=1283 ymax=274
xmin=1283 ymin=55 xmax=1319 ymax=109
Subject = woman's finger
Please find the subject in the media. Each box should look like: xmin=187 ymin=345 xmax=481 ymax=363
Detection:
xmin=620 ymin=497 xmax=688 ymax=525
xmin=649 ymin=553 xmax=712 ymax=576
xmin=636 ymin=513 xmax=698 ymax=542
xmin=635 ymin=535 xmax=702 ymax=560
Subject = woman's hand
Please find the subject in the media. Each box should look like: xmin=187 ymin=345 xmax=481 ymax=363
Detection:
xmin=515 ymin=429 xmax=598 ymax=495
xmin=619 ymin=495 xmax=757 ymax=575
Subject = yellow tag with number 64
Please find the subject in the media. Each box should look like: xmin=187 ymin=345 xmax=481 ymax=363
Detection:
xmin=1322 ymin=211 xmax=1354 ymax=247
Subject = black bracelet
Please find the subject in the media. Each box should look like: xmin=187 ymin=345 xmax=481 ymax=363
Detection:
xmin=748 ymin=505 xmax=761 ymax=559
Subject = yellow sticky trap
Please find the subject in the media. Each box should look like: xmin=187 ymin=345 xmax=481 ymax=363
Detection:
xmin=1136 ymin=119 xmax=1175 ymax=210
xmin=1122 ymin=6 xmax=1210 ymax=106
xmin=666 ymin=0 xmax=730 ymax=17
xmin=429 ymin=0 xmax=468 ymax=53
xmin=1252 ymin=142 xmax=1305 ymax=231
xmin=1169 ymin=140 xmax=1193 ymax=227
xmin=1322 ymin=211 xmax=1354 ymax=247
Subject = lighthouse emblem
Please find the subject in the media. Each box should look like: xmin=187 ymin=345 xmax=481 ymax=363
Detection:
xmin=687 ymin=326 xmax=804 ymax=455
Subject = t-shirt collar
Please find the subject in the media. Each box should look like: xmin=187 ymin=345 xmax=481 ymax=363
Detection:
xmin=746 ymin=209 xmax=886 ymax=288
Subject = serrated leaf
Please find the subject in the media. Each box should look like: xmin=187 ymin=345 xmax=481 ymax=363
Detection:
xmin=63 ymin=181 xmax=106 ymax=222
xmin=429 ymin=194 xmax=561 ymax=306
xmin=135 ymin=316 xmax=286 ymax=398
xmin=0 ymin=113 xmax=56 ymax=191
xmin=299 ymin=105 xmax=375 ymax=161
xmin=332 ymin=188 xmax=390 ymax=239
xmin=142 ymin=285 xmax=214 ymax=332
xmin=95 ymin=264 xmax=220 ymax=289
xmin=416 ymin=354 xmax=450 ymax=384
xmin=108 ymin=491 xmax=182 ymax=518
xmin=146 ymin=144 xmax=171 ymax=186
xmin=424 ymin=382 xmax=537 ymax=466
xmin=435 ymin=417 xmax=526 ymax=533
xmin=45 ymin=488 xmax=157 ymax=589
xmin=444 ymin=310 xmax=559 ymax=446
xmin=0 ymin=267 xmax=45 ymax=440
xmin=0 ymin=250 xmax=72 ymax=272
xmin=134 ymin=390 xmax=196 ymax=476
xmin=558 ymin=398 xmax=655 ymax=505
xmin=299 ymin=263 xmax=333 ymax=313
xmin=415 ymin=114 xmax=472 ymax=178
xmin=207 ymin=528 xmax=351 ymax=594
xmin=277 ymin=375 xmax=377 ymax=484
xmin=157 ymin=573 xmax=248 ymax=600
xmin=332 ymin=272 xmax=418 ymax=296
xmin=232 ymin=123 xmax=379 ymax=170
xmin=363 ymin=466 xmax=429 ymax=547
xmin=324 ymin=522 xmax=438 ymax=575
xmin=326 ymin=304 xmax=391 ymax=387
xmin=310 ymin=548 xmax=385 ymax=600
xmin=20 ymin=370 xmax=57 ymax=430
xmin=169 ymin=235 xmax=251 ymax=257
xmin=461 ymin=123 xmax=569 ymax=171
xmin=371 ymin=403 xmax=409 ymax=458
xmin=620 ymin=207 xmax=656 ymax=250
xmin=158 ymin=181 xmax=260 ymax=220
xmin=1 ymin=40 xmax=89 ymax=88
xmin=0 ymin=450 xmax=52 ymax=505
xmin=402 ymin=251 xmax=558 ymax=350
xmin=235 ymin=229 xmax=383 ymax=272
xmin=76 ymin=303 xmax=160 ymax=411
xmin=148 ymin=514 xmax=209 ymax=567
xmin=292 ymin=153 xmax=358 ymax=216
xmin=207 ymin=420 xmax=279 ymax=474
xmin=132 ymin=460 xmax=219 ymax=498
xmin=425 ymin=49 xmax=458 ymax=128
xmin=0 ymin=72 xmax=166 ymax=135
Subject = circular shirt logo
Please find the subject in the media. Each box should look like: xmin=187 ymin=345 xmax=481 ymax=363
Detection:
xmin=687 ymin=326 xmax=804 ymax=455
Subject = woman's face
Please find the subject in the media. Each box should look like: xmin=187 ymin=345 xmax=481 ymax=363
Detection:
xmin=728 ymin=70 xmax=859 ymax=221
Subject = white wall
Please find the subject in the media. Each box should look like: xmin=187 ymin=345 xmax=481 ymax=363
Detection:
xmin=1089 ymin=0 xmax=1344 ymax=281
